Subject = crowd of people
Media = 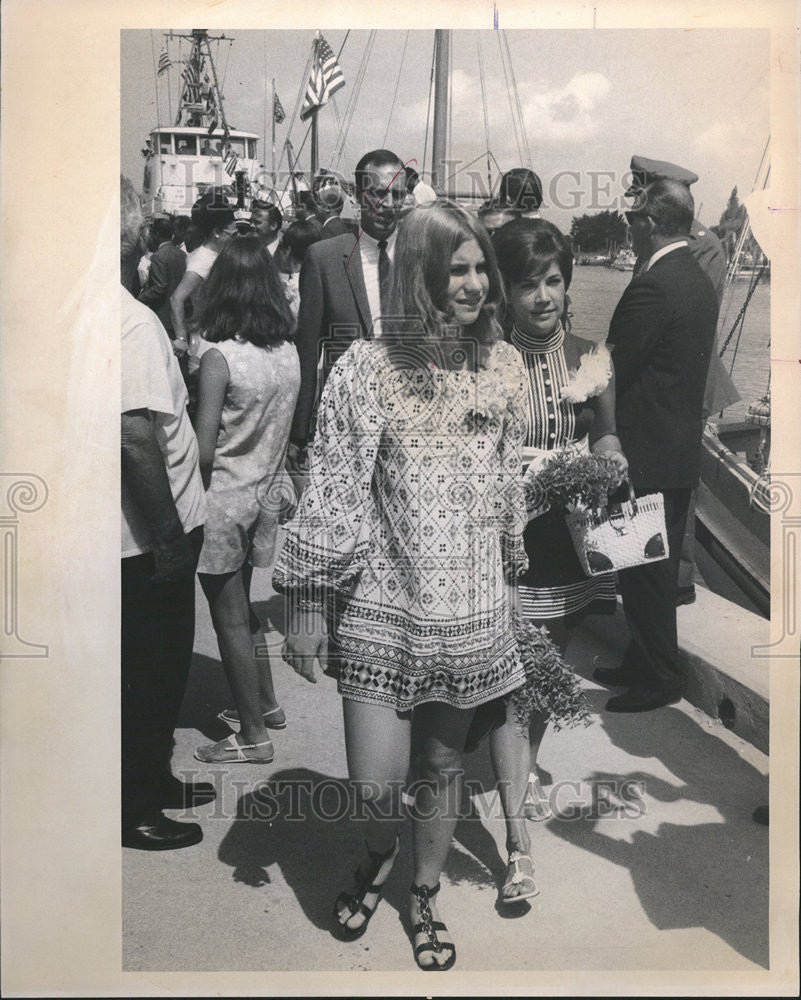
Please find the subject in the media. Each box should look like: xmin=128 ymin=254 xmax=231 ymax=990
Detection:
xmin=121 ymin=149 xmax=722 ymax=971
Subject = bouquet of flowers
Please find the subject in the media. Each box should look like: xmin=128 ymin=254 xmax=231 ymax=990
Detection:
xmin=511 ymin=615 xmax=592 ymax=731
xmin=523 ymin=450 xmax=624 ymax=515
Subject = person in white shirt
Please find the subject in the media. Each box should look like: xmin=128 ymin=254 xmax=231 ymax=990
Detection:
xmin=169 ymin=194 xmax=236 ymax=357
xmin=121 ymin=179 xmax=212 ymax=849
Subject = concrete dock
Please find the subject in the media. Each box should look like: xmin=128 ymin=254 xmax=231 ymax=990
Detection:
xmin=123 ymin=568 xmax=770 ymax=979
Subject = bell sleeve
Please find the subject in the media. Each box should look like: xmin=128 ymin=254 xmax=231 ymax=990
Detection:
xmin=273 ymin=340 xmax=384 ymax=606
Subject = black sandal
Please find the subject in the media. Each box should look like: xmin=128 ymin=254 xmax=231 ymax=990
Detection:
xmin=332 ymin=836 xmax=400 ymax=941
xmin=411 ymin=882 xmax=456 ymax=971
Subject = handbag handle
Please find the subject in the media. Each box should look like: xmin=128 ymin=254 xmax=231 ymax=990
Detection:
xmin=608 ymin=479 xmax=638 ymax=532
xmin=625 ymin=479 xmax=639 ymax=516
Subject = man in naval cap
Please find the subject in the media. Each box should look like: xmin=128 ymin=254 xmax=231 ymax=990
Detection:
xmin=624 ymin=155 xmax=740 ymax=606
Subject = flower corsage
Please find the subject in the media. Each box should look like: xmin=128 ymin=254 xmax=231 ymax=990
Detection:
xmin=560 ymin=344 xmax=612 ymax=405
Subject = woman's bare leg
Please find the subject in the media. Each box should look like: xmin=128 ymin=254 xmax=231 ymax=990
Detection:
xmin=408 ymin=702 xmax=475 ymax=968
xmin=333 ymin=698 xmax=411 ymax=934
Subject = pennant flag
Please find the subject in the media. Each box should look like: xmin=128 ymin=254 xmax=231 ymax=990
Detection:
xmin=224 ymin=148 xmax=240 ymax=177
xmin=158 ymin=47 xmax=171 ymax=75
xmin=207 ymin=116 xmax=219 ymax=135
xmin=300 ymin=33 xmax=345 ymax=121
xmin=273 ymin=92 xmax=286 ymax=124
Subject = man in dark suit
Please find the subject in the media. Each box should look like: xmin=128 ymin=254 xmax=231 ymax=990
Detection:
xmin=594 ymin=179 xmax=719 ymax=712
xmin=137 ymin=215 xmax=186 ymax=337
xmin=625 ymin=155 xmax=740 ymax=606
xmin=287 ymin=148 xmax=407 ymax=467
xmin=312 ymin=169 xmax=354 ymax=239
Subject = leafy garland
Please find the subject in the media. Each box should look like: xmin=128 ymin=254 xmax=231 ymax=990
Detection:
xmin=511 ymin=615 xmax=592 ymax=732
xmin=523 ymin=450 xmax=624 ymax=514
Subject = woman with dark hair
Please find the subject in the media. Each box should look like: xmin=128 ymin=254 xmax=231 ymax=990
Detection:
xmin=486 ymin=217 xmax=628 ymax=900
xmin=192 ymin=235 xmax=300 ymax=764
xmin=273 ymin=219 xmax=324 ymax=318
xmin=274 ymin=201 xmax=529 ymax=970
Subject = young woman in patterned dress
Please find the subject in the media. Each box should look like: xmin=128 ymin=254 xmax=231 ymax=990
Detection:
xmin=274 ymin=202 xmax=530 ymax=970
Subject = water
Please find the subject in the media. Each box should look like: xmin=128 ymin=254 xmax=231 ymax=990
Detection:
xmin=566 ymin=267 xmax=771 ymax=422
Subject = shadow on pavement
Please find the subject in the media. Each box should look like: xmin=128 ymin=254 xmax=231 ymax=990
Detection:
xmin=214 ymin=767 xmax=411 ymax=936
xmin=548 ymin=684 xmax=769 ymax=968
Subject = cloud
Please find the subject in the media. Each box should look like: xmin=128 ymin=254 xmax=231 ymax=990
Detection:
xmin=522 ymin=73 xmax=612 ymax=145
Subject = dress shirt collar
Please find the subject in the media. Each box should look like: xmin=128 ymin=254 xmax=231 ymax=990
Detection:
xmin=646 ymin=240 xmax=688 ymax=271
xmin=359 ymin=228 xmax=397 ymax=261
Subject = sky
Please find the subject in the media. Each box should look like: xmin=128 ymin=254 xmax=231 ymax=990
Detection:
xmin=121 ymin=28 xmax=770 ymax=234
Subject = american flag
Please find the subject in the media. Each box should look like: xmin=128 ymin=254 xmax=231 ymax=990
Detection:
xmin=300 ymin=34 xmax=345 ymax=121
xmin=157 ymin=47 xmax=171 ymax=75
xmin=273 ymin=92 xmax=286 ymax=125
xmin=224 ymin=148 xmax=239 ymax=177
xmin=181 ymin=60 xmax=202 ymax=102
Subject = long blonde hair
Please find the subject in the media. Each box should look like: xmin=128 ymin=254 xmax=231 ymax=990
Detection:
xmin=383 ymin=201 xmax=503 ymax=370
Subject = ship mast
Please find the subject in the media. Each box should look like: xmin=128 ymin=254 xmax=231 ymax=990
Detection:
xmin=431 ymin=30 xmax=450 ymax=193
xmin=167 ymin=28 xmax=230 ymax=134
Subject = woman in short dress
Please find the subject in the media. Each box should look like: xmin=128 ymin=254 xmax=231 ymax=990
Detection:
xmin=487 ymin=217 xmax=628 ymax=901
xmin=192 ymin=236 xmax=299 ymax=765
xmin=274 ymin=202 xmax=529 ymax=970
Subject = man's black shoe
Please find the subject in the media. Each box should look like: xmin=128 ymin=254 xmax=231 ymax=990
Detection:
xmin=592 ymin=665 xmax=638 ymax=687
xmin=605 ymin=685 xmax=683 ymax=713
xmin=122 ymin=810 xmax=203 ymax=851
xmin=676 ymin=586 xmax=696 ymax=607
xmin=158 ymin=775 xmax=217 ymax=810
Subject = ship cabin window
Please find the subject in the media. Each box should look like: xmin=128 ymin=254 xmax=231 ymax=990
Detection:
xmin=247 ymin=139 xmax=257 ymax=159
xmin=227 ymin=138 xmax=246 ymax=159
xmin=200 ymin=138 xmax=215 ymax=156
xmin=176 ymin=136 xmax=197 ymax=156
xmin=158 ymin=135 xmax=173 ymax=155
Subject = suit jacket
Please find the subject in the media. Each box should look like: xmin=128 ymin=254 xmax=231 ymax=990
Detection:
xmin=608 ymin=245 xmax=718 ymax=490
xmin=633 ymin=222 xmax=738 ymax=415
xmin=138 ymin=242 xmax=186 ymax=333
xmin=291 ymin=232 xmax=373 ymax=443
xmin=319 ymin=215 xmax=354 ymax=239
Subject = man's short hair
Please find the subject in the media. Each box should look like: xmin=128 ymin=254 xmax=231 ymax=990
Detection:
xmin=632 ymin=178 xmax=694 ymax=238
xmin=148 ymin=215 xmax=174 ymax=245
xmin=251 ymin=200 xmax=283 ymax=229
xmin=354 ymin=149 xmax=405 ymax=194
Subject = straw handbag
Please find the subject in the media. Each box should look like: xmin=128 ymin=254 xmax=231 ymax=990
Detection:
xmin=564 ymin=482 xmax=669 ymax=575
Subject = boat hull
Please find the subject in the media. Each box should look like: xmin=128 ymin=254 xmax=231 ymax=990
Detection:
xmin=696 ymin=423 xmax=770 ymax=619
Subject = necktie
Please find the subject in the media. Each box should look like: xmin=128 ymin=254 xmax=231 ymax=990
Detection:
xmin=377 ymin=239 xmax=391 ymax=317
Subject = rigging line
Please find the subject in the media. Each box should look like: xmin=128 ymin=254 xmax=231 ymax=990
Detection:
xmin=443 ymin=150 xmax=496 ymax=185
xmin=496 ymin=31 xmax=523 ymax=166
xmin=219 ymin=39 xmax=232 ymax=102
xmin=718 ymin=264 xmax=767 ymax=362
xmin=476 ymin=37 xmax=493 ymax=198
xmin=149 ymin=31 xmax=162 ymax=129
xmin=422 ymin=33 xmax=437 ymax=181
xmin=752 ymin=135 xmax=770 ymax=190
xmin=333 ymin=30 xmax=375 ymax=171
xmin=263 ymin=34 xmax=268 ymax=174
xmin=503 ymin=31 xmax=532 ymax=167
xmin=275 ymin=40 xmax=316 ymax=179
xmin=382 ymin=30 xmax=410 ymax=148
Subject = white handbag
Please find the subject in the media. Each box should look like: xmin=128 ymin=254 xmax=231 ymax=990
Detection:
xmin=564 ymin=482 xmax=670 ymax=575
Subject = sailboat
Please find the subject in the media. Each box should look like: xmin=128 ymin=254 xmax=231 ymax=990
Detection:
xmin=695 ymin=143 xmax=772 ymax=618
